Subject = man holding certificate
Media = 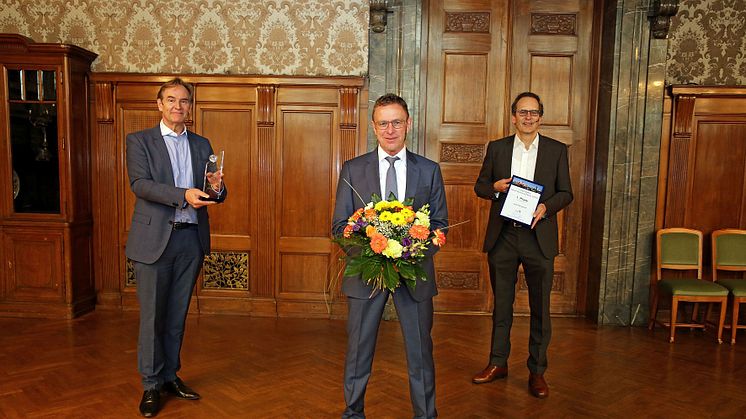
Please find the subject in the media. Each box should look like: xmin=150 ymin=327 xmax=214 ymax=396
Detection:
xmin=472 ymin=92 xmax=572 ymax=399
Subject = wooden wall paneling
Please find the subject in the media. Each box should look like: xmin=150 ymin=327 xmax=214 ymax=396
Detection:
xmin=664 ymin=94 xmax=695 ymax=227
xmin=193 ymin=97 xmax=257 ymax=315
xmin=92 ymin=81 xmax=121 ymax=308
xmin=333 ymin=87 xmax=361 ymax=315
xmin=255 ymin=84 xmax=276 ymax=312
xmin=88 ymin=74 xmax=365 ymax=317
xmin=275 ymin=101 xmax=338 ymax=318
xmin=658 ymin=86 xmax=746 ymax=279
xmin=424 ymin=0 xmax=510 ymax=314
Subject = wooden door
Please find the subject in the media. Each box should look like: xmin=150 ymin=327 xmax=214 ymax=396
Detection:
xmin=425 ymin=0 xmax=595 ymax=314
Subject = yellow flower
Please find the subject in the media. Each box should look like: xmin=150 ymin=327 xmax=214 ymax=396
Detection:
xmin=374 ymin=201 xmax=390 ymax=211
xmin=400 ymin=208 xmax=415 ymax=222
xmin=390 ymin=212 xmax=407 ymax=226
xmin=379 ymin=211 xmax=392 ymax=222
xmin=382 ymin=239 xmax=403 ymax=258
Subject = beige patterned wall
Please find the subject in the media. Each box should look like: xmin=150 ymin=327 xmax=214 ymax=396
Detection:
xmin=0 ymin=0 xmax=369 ymax=76
xmin=667 ymin=0 xmax=746 ymax=85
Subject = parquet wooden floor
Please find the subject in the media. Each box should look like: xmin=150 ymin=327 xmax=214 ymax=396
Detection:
xmin=0 ymin=310 xmax=744 ymax=418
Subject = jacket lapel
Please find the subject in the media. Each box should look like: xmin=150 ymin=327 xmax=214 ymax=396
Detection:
xmin=405 ymin=150 xmax=420 ymax=204
xmin=187 ymin=130 xmax=204 ymax=189
xmin=533 ymin=134 xmax=550 ymax=186
xmin=362 ymin=151 xmax=381 ymax=204
xmin=149 ymin=126 xmax=176 ymax=186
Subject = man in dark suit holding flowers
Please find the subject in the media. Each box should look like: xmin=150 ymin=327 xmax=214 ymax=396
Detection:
xmin=332 ymin=93 xmax=448 ymax=419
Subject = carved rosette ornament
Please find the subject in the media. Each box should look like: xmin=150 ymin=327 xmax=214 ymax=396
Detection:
xmin=649 ymin=0 xmax=679 ymax=39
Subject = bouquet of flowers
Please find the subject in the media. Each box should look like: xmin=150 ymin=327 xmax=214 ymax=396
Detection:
xmin=334 ymin=194 xmax=446 ymax=293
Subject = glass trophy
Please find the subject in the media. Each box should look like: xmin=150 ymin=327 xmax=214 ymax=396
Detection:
xmin=201 ymin=150 xmax=224 ymax=201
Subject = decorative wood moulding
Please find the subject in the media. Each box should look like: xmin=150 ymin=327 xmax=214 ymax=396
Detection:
xmin=440 ymin=143 xmax=485 ymax=163
xmin=94 ymin=82 xmax=114 ymax=123
xmin=257 ymin=85 xmax=276 ymax=127
xmin=445 ymin=12 xmax=490 ymax=33
xmin=672 ymin=95 xmax=695 ymax=137
xmin=437 ymin=271 xmax=480 ymax=290
xmin=125 ymin=259 xmax=136 ymax=287
xmin=203 ymin=252 xmax=250 ymax=290
xmin=530 ymin=13 xmax=577 ymax=35
xmin=648 ymin=0 xmax=679 ymax=39
xmin=339 ymin=87 xmax=359 ymax=130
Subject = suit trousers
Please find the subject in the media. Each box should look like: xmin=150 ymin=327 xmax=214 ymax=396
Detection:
xmin=487 ymin=222 xmax=554 ymax=374
xmin=135 ymin=226 xmax=204 ymax=390
xmin=343 ymin=287 xmax=436 ymax=419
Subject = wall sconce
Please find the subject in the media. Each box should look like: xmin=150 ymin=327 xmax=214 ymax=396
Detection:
xmin=649 ymin=0 xmax=679 ymax=39
xmin=370 ymin=0 xmax=388 ymax=33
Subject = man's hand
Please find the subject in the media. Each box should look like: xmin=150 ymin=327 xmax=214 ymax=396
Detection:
xmin=531 ymin=203 xmax=547 ymax=229
xmin=185 ymin=188 xmax=217 ymax=208
xmin=492 ymin=177 xmax=512 ymax=193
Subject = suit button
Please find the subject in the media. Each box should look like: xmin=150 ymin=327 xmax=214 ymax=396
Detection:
xmin=173 ymin=202 xmax=178 ymax=207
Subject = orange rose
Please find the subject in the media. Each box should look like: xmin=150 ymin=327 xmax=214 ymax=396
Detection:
xmin=364 ymin=208 xmax=377 ymax=219
xmin=370 ymin=233 xmax=388 ymax=254
xmin=365 ymin=225 xmax=377 ymax=237
xmin=409 ymin=224 xmax=430 ymax=240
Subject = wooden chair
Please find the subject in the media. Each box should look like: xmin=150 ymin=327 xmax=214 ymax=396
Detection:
xmin=649 ymin=228 xmax=728 ymax=343
xmin=712 ymin=229 xmax=746 ymax=344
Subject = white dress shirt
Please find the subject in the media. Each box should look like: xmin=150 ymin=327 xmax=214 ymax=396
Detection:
xmin=378 ymin=146 xmax=407 ymax=200
xmin=511 ymin=134 xmax=540 ymax=181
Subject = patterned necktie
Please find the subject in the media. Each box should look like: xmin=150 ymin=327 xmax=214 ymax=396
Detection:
xmin=385 ymin=156 xmax=399 ymax=200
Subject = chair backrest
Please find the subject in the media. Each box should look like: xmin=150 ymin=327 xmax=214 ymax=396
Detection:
xmin=656 ymin=228 xmax=703 ymax=281
xmin=711 ymin=229 xmax=746 ymax=280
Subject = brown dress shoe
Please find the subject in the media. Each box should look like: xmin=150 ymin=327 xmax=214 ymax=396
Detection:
xmin=472 ymin=365 xmax=508 ymax=384
xmin=528 ymin=373 xmax=549 ymax=398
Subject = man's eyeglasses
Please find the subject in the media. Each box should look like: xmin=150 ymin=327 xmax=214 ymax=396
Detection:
xmin=516 ymin=109 xmax=541 ymax=117
xmin=374 ymin=119 xmax=406 ymax=130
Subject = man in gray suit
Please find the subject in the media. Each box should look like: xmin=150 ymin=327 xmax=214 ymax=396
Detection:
xmin=472 ymin=92 xmax=572 ymax=399
xmin=126 ymin=78 xmax=225 ymax=417
xmin=332 ymin=94 xmax=448 ymax=419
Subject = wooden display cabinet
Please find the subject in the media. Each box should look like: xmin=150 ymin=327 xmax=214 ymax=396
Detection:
xmin=0 ymin=34 xmax=97 ymax=318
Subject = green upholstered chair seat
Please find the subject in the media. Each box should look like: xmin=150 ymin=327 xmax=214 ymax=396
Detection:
xmin=658 ymin=278 xmax=728 ymax=296
xmin=716 ymin=278 xmax=746 ymax=296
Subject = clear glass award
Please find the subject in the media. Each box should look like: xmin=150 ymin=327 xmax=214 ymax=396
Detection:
xmin=201 ymin=150 xmax=224 ymax=201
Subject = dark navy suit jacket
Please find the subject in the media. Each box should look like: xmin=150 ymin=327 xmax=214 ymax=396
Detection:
xmin=332 ymin=149 xmax=448 ymax=302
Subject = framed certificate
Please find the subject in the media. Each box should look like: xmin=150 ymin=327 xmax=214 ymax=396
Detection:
xmin=500 ymin=175 xmax=544 ymax=226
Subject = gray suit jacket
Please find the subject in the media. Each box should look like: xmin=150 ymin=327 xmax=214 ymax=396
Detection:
xmin=125 ymin=126 xmax=226 ymax=264
xmin=474 ymin=134 xmax=573 ymax=258
xmin=332 ymin=149 xmax=448 ymax=302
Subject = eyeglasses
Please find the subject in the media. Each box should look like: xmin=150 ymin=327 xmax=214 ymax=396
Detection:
xmin=516 ymin=109 xmax=541 ymax=117
xmin=374 ymin=119 xmax=406 ymax=130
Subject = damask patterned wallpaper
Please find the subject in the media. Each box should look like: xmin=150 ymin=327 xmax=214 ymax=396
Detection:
xmin=0 ymin=0 xmax=369 ymax=76
xmin=666 ymin=0 xmax=746 ymax=85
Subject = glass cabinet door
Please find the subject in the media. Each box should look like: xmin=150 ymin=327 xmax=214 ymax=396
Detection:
xmin=7 ymin=68 xmax=60 ymax=214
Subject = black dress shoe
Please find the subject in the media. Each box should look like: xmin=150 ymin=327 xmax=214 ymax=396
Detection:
xmin=163 ymin=377 xmax=201 ymax=400
xmin=139 ymin=389 xmax=160 ymax=417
